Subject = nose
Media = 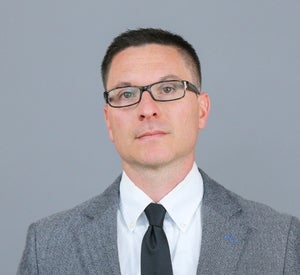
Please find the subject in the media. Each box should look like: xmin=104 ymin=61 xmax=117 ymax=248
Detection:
xmin=137 ymin=90 xmax=160 ymax=120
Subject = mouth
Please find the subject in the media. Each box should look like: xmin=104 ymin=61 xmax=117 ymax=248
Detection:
xmin=136 ymin=130 xmax=167 ymax=140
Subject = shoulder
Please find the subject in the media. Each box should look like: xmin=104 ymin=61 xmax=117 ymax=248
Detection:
xmin=30 ymin=175 xmax=121 ymax=236
xmin=200 ymin=168 xmax=299 ymax=233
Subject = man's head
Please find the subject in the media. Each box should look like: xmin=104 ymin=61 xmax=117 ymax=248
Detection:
xmin=102 ymin=28 xmax=210 ymax=173
xmin=101 ymin=28 xmax=202 ymax=89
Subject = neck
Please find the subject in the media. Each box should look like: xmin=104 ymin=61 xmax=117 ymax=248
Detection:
xmin=122 ymin=158 xmax=195 ymax=202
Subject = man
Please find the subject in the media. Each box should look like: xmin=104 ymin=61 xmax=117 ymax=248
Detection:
xmin=18 ymin=28 xmax=300 ymax=274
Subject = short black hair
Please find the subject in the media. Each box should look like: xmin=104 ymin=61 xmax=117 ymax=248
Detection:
xmin=101 ymin=28 xmax=201 ymax=89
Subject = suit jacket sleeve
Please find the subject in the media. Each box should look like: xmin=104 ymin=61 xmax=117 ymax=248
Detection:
xmin=17 ymin=223 xmax=38 ymax=275
xmin=284 ymin=216 xmax=300 ymax=274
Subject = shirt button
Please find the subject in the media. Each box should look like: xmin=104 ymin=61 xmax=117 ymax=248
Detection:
xmin=129 ymin=222 xmax=135 ymax=230
xmin=181 ymin=223 xmax=186 ymax=229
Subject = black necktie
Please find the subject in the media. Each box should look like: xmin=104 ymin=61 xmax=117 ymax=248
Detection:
xmin=141 ymin=203 xmax=173 ymax=275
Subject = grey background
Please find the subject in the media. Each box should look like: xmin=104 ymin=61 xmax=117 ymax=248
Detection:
xmin=1 ymin=0 xmax=299 ymax=274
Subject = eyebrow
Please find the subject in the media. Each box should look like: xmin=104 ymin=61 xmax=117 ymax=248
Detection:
xmin=157 ymin=74 xmax=181 ymax=82
xmin=111 ymin=74 xmax=182 ymax=90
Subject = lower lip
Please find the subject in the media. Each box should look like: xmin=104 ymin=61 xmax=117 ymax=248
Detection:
xmin=138 ymin=133 xmax=166 ymax=140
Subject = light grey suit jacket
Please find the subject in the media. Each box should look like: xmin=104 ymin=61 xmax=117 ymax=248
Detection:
xmin=18 ymin=170 xmax=300 ymax=274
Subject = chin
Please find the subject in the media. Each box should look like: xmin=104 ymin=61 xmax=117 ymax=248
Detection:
xmin=136 ymin=153 xmax=176 ymax=169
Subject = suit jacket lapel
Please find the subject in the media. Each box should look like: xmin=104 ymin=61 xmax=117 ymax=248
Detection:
xmin=197 ymin=170 xmax=254 ymax=274
xmin=73 ymin=177 xmax=122 ymax=275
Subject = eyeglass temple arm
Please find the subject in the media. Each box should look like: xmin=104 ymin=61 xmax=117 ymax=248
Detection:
xmin=186 ymin=81 xmax=200 ymax=94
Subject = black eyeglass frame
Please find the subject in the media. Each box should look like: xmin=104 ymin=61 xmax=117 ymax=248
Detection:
xmin=103 ymin=80 xmax=200 ymax=108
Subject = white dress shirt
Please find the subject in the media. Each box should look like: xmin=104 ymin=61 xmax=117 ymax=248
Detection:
xmin=117 ymin=163 xmax=203 ymax=275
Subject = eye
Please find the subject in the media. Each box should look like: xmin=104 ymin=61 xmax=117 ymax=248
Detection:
xmin=108 ymin=88 xmax=137 ymax=104
xmin=161 ymin=86 xmax=175 ymax=93
xmin=117 ymin=87 xmax=139 ymax=101
xmin=120 ymin=91 xmax=135 ymax=99
xmin=157 ymin=83 xmax=179 ymax=94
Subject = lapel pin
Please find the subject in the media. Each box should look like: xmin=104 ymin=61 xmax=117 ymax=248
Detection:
xmin=224 ymin=234 xmax=238 ymax=244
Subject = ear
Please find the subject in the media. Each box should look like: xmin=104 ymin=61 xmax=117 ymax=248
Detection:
xmin=103 ymin=105 xmax=115 ymax=142
xmin=197 ymin=92 xmax=210 ymax=129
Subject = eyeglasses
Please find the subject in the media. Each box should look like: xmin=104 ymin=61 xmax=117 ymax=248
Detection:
xmin=103 ymin=80 xmax=200 ymax=108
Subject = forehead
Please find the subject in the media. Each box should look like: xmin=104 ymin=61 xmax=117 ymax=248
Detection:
xmin=106 ymin=44 xmax=194 ymax=88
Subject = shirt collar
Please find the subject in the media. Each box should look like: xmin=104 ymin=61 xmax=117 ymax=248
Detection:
xmin=119 ymin=172 xmax=152 ymax=231
xmin=160 ymin=163 xmax=203 ymax=231
xmin=119 ymin=163 xmax=203 ymax=232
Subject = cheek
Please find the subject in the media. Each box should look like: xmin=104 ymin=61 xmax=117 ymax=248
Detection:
xmin=179 ymin=106 xmax=200 ymax=141
xmin=106 ymin=118 xmax=117 ymax=142
xmin=168 ymin=113 xmax=195 ymax=146
xmin=109 ymin=119 xmax=122 ymax=141
xmin=109 ymin=115 xmax=132 ymax=144
xmin=105 ymin=113 xmax=121 ymax=142
xmin=105 ymin=106 xmax=131 ymax=141
xmin=177 ymin=101 xmax=200 ymax=129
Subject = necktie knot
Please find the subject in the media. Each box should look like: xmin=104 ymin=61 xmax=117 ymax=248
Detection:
xmin=144 ymin=203 xmax=166 ymax=227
